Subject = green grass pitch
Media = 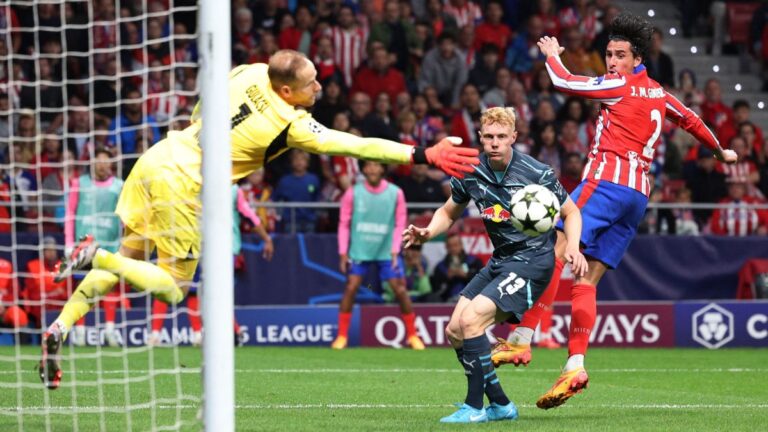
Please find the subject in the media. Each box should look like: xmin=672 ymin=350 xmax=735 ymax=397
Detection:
xmin=0 ymin=346 xmax=766 ymax=431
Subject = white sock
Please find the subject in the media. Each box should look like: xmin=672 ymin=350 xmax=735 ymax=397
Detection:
xmin=105 ymin=321 xmax=115 ymax=333
xmin=564 ymin=354 xmax=585 ymax=371
xmin=509 ymin=327 xmax=534 ymax=345
xmin=53 ymin=320 xmax=70 ymax=337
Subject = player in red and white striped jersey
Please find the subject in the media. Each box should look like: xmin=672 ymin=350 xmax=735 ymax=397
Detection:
xmin=491 ymin=12 xmax=738 ymax=410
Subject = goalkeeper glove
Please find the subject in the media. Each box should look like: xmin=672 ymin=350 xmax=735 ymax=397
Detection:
xmin=412 ymin=137 xmax=480 ymax=179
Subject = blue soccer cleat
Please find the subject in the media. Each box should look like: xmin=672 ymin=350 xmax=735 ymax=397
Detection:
xmin=486 ymin=401 xmax=519 ymax=421
xmin=439 ymin=404 xmax=488 ymax=423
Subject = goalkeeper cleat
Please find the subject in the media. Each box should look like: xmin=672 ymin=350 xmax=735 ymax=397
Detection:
xmin=330 ymin=335 xmax=347 ymax=350
xmin=486 ymin=401 xmax=519 ymax=421
xmin=491 ymin=337 xmax=531 ymax=367
xmin=39 ymin=326 xmax=63 ymax=390
xmin=407 ymin=335 xmax=425 ymax=350
xmin=439 ymin=404 xmax=488 ymax=423
xmin=537 ymin=338 xmax=561 ymax=349
xmin=536 ymin=367 xmax=589 ymax=410
xmin=55 ymin=235 xmax=99 ymax=283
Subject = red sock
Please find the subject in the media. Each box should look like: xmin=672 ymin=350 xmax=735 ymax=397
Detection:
xmin=233 ymin=319 xmax=241 ymax=334
xmin=187 ymin=294 xmax=202 ymax=332
xmin=337 ymin=312 xmax=351 ymax=338
xmin=151 ymin=299 xmax=168 ymax=332
xmin=76 ymin=317 xmax=86 ymax=326
xmin=539 ymin=309 xmax=553 ymax=336
xmin=520 ymin=258 xmax=564 ymax=329
xmin=568 ymin=283 xmax=597 ymax=356
xmin=103 ymin=296 xmax=118 ymax=323
xmin=402 ymin=312 xmax=417 ymax=338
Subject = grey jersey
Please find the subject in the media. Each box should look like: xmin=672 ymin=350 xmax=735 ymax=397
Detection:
xmin=451 ymin=152 xmax=569 ymax=260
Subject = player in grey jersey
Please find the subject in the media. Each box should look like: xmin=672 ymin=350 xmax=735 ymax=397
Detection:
xmin=403 ymin=107 xmax=588 ymax=423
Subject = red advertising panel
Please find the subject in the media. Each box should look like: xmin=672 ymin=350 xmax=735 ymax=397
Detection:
xmin=360 ymin=303 xmax=675 ymax=348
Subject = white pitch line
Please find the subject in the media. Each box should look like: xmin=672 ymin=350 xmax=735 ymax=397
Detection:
xmin=3 ymin=403 xmax=768 ymax=415
xmin=0 ymin=367 xmax=766 ymax=375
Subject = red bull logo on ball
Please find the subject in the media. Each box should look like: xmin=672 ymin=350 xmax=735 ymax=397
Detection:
xmin=480 ymin=204 xmax=511 ymax=223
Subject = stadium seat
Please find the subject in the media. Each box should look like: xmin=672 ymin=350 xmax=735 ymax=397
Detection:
xmin=727 ymin=2 xmax=761 ymax=46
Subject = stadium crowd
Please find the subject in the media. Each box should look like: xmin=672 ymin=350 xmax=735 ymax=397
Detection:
xmin=0 ymin=1 xmax=767 ymax=326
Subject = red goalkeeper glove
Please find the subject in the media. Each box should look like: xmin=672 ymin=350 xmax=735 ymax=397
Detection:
xmin=412 ymin=137 xmax=480 ymax=179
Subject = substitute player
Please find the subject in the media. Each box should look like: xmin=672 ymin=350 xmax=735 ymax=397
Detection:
xmin=331 ymin=160 xmax=424 ymax=350
xmin=491 ymin=13 xmax=738 ymax=409
xmin=39 ymin=49 xmax=480 ymax=389
xmin=403 ymin=107 xmax=588 ymax=423
xmin=65 ymin=148 xmax=125 ymax=347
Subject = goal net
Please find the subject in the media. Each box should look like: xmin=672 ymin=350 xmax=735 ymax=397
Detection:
xmin=0 ymin=1 xmax=202 ymax=430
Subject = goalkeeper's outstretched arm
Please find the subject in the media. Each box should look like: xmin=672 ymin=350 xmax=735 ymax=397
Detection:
xmin=288 ymin=117 xmax=481 ymax=178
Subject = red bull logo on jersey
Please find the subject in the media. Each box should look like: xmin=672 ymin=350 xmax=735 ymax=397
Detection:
xmin=480 ymin=204 xmax=511 ymax=223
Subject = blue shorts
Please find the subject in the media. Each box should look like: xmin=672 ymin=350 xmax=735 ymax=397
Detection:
xmin=461 ymin=249 xmax=555 ymax=323
xmin=349 ymin=258 xmax=405 ymax=281
xmin=557 ymin=179 xmax=647 ymax=269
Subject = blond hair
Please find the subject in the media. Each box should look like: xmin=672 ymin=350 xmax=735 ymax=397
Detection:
xmin=480 ymin=107 xmax=517 ymax=130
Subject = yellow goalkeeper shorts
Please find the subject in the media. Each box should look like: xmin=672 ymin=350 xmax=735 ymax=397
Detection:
xmin=115 ymin=138 xmax=202 ymax=261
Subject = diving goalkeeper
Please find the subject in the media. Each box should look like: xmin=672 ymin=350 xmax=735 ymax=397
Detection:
xmin=39 ymin=49 xmax=480 ymax=389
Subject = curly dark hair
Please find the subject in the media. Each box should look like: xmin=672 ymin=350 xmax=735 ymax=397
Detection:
xmin=608 ymin=12 xmax=653 ymax=60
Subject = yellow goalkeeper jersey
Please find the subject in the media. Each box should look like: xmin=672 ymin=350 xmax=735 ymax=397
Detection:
xmin=167 ymin=63 xmax=412 ymax=184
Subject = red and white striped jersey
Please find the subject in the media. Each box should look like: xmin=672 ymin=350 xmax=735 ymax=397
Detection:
xmin=710 ymin=197 xmax=768 ymax=236
xmin=444 ymin=2 xmax=482 ymax=28
xmin=327 ymin=26 xmax=367 ymax=88
xmin=545 ymin=56 xmax=720 ymax=196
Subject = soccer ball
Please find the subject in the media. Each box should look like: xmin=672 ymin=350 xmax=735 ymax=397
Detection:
xmin=509 ymin=184 xmax=561 ymax=236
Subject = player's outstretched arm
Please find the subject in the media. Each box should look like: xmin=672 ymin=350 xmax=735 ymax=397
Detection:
xmin=289 ymin=117 xmax=480 ymax=178
xmin=559 ymin=197 xmax=588 ymax=277
xmin=402 ymin=198 xmax=466 ymax=248
xmin=538 ymin=36 xmax=625 ymax=102
xmin=664 ymin=92 xmax=738 ymax=164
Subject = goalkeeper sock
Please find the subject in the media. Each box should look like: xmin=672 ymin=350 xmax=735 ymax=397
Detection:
xmin=568 ymin=283 xmax=597 ymax=357
xmin=336 ymin=312 xmax=351 ymax=338
xmin=519 ymin=258 xmax=563 ymax=329
xmin=187 ymin=294 xmax=202 ymax=332
xmin=461 ymin=335 xmax=492 ymax=409
xmin=93 ymin=250 xmax=184 ymax=305
xmin=401 ymin=312 xmax=417 ymax=338
xmin=56 ymin=269 xmax=120 ymax=338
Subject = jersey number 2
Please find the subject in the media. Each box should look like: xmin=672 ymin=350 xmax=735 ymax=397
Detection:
xmin=643 ymin=109 xmax=662 ymax=159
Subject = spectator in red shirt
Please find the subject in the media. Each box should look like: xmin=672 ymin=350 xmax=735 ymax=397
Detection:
xmin=278 ymin=5 xmax=314 ymax=55
xmin=710 ymin=177 xmax=768 ymax=236
xmin=23 ymin=236 xmax=68 ymax=327
xmin=536 ymin=0 xmax=561 ymax=38
xmin=560 ymin=152 xmax=584 ymax=193
xmin=351 ymin=46 xmax=407 ymax=107
xmin=700 ymin=78 xmax=734 ymax=142
xmin=450 ymin=83 xmax=486 ymax=148
xmin=426 ymin=0 xmax=459 ymax=39
xmin=718 ymin=136 xmax=762 ymax=198
xmin=473 ymin=1 xmax=511 ymax=59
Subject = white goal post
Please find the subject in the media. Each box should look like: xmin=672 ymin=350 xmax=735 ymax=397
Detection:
xmin=198 ymin=0 xmax=234 ymax=430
